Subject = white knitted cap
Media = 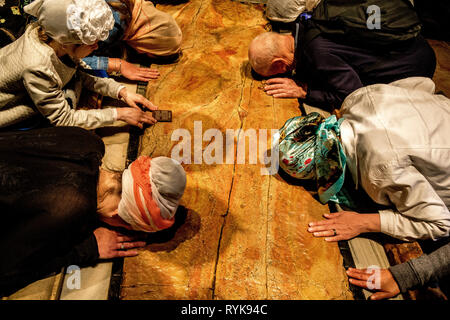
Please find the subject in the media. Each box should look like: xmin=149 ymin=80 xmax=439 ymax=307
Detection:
xmin=24 ymin=0 xmax=115 ymax=45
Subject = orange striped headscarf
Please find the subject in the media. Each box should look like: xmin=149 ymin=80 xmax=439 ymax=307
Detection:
xmin=118 ymin=156 xmax=186 ymax=232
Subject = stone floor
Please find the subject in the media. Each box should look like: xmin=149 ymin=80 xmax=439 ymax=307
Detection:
xmin=119 ymin=0 xmax=353 ymax=300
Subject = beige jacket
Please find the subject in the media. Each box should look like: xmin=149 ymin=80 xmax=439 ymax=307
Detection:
xmin=340 ymin=77 xmax=450 ymax=241
xmin=0 ymin=23 xmax=124 ymax=129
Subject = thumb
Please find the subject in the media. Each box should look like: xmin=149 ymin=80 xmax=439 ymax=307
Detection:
xmin=370 ymin=291 xmax=394 ymax=300
xmin=324 ymin=211 xmax=343 ymax=219
xmin=123 ymin=109 xmax=143 ymax=128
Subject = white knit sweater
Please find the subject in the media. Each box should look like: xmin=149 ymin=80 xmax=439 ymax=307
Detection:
xmin=0 ymin=23 xmax=124 ymax=129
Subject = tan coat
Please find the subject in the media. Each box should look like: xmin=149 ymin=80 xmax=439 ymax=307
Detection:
xmin=0 ymin=23 xmax=125 ymax=129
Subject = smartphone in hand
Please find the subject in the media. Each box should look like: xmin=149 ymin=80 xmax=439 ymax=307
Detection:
xmin=152 ymin=110 xmax=172 ymax=122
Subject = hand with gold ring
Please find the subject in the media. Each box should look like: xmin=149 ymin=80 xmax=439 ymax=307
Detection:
xmin=307 ymin=211 xmax=381 ymax=242
xmin=94 ymin=227 xmax=147 ymax=259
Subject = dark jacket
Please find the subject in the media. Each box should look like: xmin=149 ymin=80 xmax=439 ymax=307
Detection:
xmin=293 ymin=22 xmax=436 ymax=110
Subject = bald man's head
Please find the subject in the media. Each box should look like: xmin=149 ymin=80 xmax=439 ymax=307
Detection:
xmin=248 ymin=32 xmax=295 ymax=77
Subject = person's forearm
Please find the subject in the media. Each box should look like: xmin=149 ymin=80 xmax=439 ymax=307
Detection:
xmin=39 ymin=234 xmax=99 ymax=273
xmin=79 ymin=71 xmax=125 ymax=99
xmin=360 ymin=213 xmax=381 ymax=233
xmin=107 ymin=58 xmax=122 ymax=74
xmin=421 ymin=242 xmax=450 ymax=283
xmin=378 ymin=206 xmax=450 ymax=241
xmin=389 ymin=243 xmax=450 ymax=292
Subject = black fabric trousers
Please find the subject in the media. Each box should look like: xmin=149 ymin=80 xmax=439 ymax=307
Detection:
xmin=0 ymin=127 xmax=104 ymax=295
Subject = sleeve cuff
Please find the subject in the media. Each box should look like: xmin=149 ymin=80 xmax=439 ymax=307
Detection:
xmin=389 ymin=253 xmax=433 ymax=293
xmin=82 ymin=56 xmax=109 ymax=71
xmin=82 ymin=56 xmax=100 ymax=70
xmin=112 ymin=108 xmax=118 ymax=121
xmin=98 ymin=57 xmax=110 ymax=71
xmin=408 ymin=253 xmax=435 ymax=286
xmin=116 ymin=85 xmax=126 ymax=100
xmin=69 ymin=233 xmax=100 ymax=267
xmin=378 ymin=208 xmax=396 ymax=237
xmin=389 ymin=262 xmax=420 ymax=293
xmin=305 ymin=86 xmax=311 ymax=100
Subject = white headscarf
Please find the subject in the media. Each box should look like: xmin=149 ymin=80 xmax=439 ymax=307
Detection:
xmin=118 ymin=156 xmax=187 ymax=232
xmin=24 ymin=0 xmax=115 ymax=45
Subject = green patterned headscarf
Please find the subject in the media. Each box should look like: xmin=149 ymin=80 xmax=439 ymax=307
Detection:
xmin=278 ymin=112 xmax=346 ymax=204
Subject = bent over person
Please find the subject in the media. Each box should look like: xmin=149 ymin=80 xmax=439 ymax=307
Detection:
xmin=278 ymin=77 xmax=450 ymax=242
xmin=0 ymin=127 xmax=187 ymax=296
xmin=83 ymin=0 xmax=183 ymax=81
xmin=0 ymin=0 xmax=157 ymax=130
xmin=248 ymin=0 xmax=436 ymax=111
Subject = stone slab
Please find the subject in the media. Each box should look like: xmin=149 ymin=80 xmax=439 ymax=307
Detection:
xmin=121 ymin=0 xmax=352 ymax=300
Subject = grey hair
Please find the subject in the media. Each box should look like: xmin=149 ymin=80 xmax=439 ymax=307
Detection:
xmin=248 ymin=32 xmax=284 ymax=75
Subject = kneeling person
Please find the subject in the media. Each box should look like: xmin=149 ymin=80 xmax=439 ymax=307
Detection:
xmin=0 ymin=0 xmax=157 ymax=130
xmin=248 ymin=1 xmax=436 ymax=111
xmin=0 ymin=127 xmax=186 ymax=295
xmin=278 ymin=77 xmax=450 ymax=242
